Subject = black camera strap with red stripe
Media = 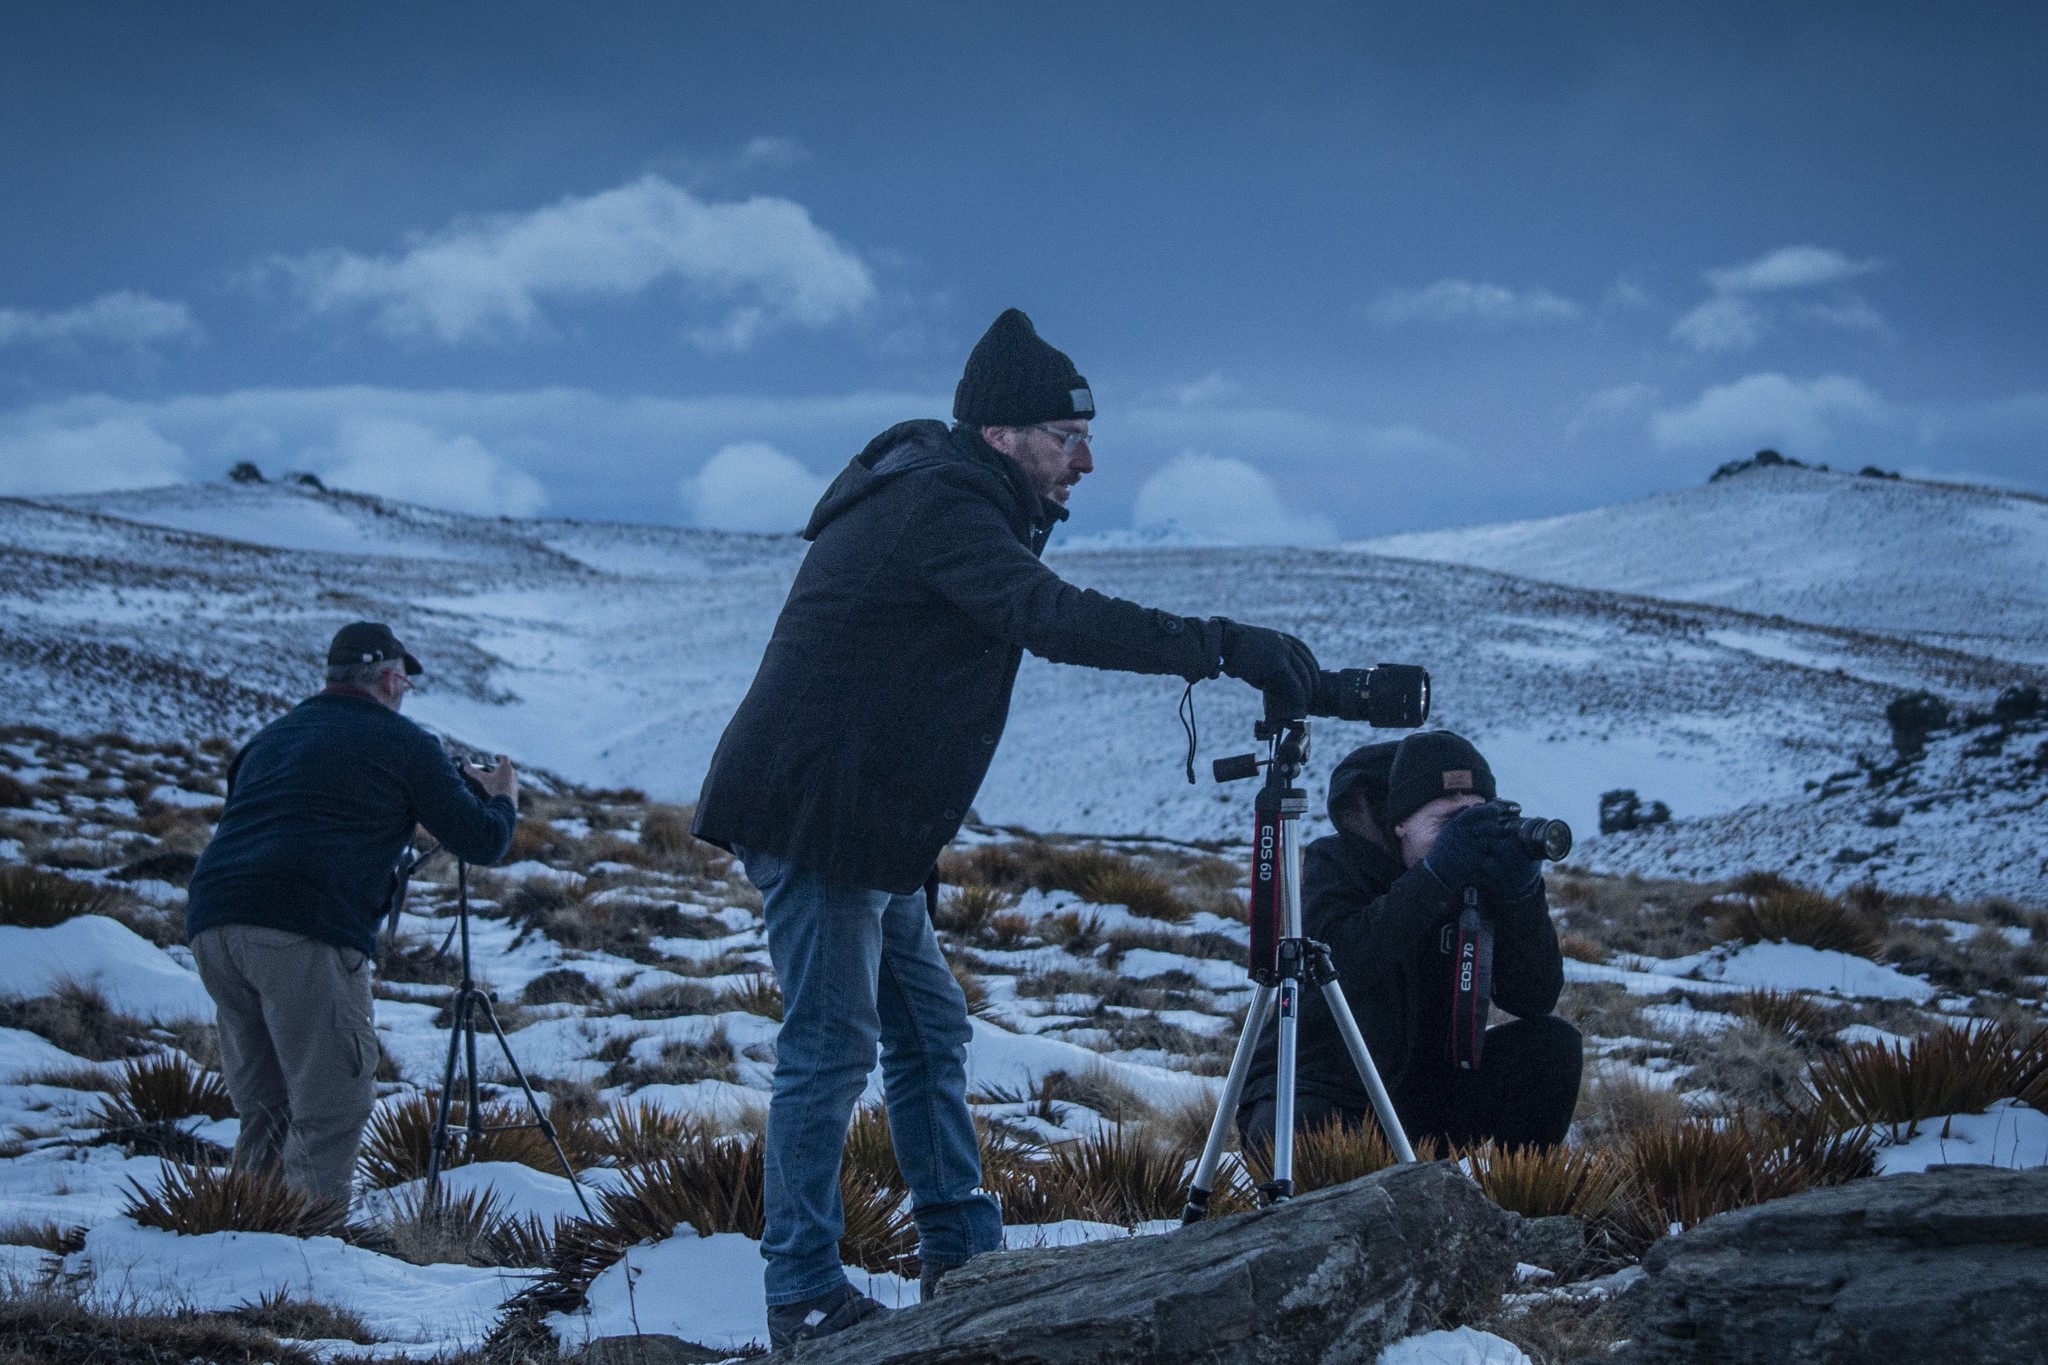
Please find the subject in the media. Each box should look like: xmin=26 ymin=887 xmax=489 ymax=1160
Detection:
xmin=1445 ymin=886 xmax=1494 ymax=1070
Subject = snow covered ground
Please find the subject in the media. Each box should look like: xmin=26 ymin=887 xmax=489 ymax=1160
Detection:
xmin=4 ymin=471 xmax=2042 ymax=903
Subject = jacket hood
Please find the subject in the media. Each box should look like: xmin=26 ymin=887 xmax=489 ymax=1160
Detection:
xmin=1326 ymin=740 xmax=1400 ymax=838
xmin=803 ymin=420 xmax=1068 ymax=541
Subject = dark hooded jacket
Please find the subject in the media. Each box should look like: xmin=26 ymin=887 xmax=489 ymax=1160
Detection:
xmin=693 ymin=421 xmax=1225 ymax=894
xmin=1238 ymin=741 xmax=1564 ymax=1123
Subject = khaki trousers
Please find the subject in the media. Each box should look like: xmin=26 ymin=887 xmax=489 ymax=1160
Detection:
xmin=190 ymin=924 xmax=380 ymax=1207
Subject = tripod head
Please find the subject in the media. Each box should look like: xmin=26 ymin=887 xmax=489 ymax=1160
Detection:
xmin=1212 ymin=717 xmax=1310 ymax=787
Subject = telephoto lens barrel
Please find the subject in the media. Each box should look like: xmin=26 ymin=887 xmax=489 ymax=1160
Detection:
xmin=1311 ymin=664 xmax=1431 ymax=728
xmin=1515 ymin=816 xmax=1573 ymax=861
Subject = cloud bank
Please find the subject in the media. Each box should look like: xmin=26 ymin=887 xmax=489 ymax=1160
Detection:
xmin=0 ymin=291 xmax=201 ymax=351
xmin=270 ymin=174 xmax=875 ymax=347
xmin=681 ymin=441 xmax=825 ymax=533
xmin=1131 ymin=453 xmax=1334 ymax=545
xmin=1369 ymin=279 xmax=1580 ymax=328
xmin=317 ymin=416 xmax=547 ymax=516
xmin=1651 ymin=373 xmax=1888 ymax=452
xmin=1672 ymin=245 xmax=1885 ymax=353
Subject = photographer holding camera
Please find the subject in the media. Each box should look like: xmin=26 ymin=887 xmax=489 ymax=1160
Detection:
xmin=1236 ymin=730 xmax=1582 ymax=1153
xmin=693 ymin=308 xmax=1327 ymax=1347
xmin=183 ymin=623 xmax=519 ymax=1208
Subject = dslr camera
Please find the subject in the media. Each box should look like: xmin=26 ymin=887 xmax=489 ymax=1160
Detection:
xmin=1493 ymin=801 xmax=1573 ymax=861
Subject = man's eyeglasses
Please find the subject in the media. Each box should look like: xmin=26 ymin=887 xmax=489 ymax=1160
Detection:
xmin=1030 ymin=424 xmax=1093 ymax=455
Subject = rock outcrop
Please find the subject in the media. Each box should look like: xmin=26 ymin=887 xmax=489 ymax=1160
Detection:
xmin=779 ymin=1160 xmax=1516 ymax=1364
xmin=1613 ymin=1167 xmax=2048 ymax=1363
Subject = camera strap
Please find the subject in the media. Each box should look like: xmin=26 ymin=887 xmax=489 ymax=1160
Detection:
xmin=1446 ymin=888 xmax=1494 ymax=1070
xmin=1246 ymin=786 xmax=1282 ymax=985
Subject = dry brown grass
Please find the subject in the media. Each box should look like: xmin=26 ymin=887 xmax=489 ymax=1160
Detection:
xmin=933 ymin=882 xmax=1014 ymax=937
xmin=96 ymin=1053 xmax=235 ymax=1126
xmin=1465 ymin=1142 xmax=1627 ymax=1221
xmin=358 ymin=1091 xmax=586 ymax=1188
xmin=1618 ymin=1109 xmax=1874 ymax=1243
xmin=1725 ymin=988 xmax=1841 ymax=1042
xmin=637 ymin=805 xmax=723 ymax=873
xmin=1046 ymin=1126 xmax=1194 ymax=1227
xmin=604 ymin=1027 xmax=738 ymax=1090
xmin=0 ymin=980 xmax=151 ymax=1062
xmin=1714 ymin=879 xmax=1882 ymax=957
xmin=122 ymin=1161 xmax=348 ymax=1238
xmin=1571 ymin=1067 xmax=1688 ymax=1149
xmin=1804 ymin=1021 xmax=2047 ymax=1133
xmin=1076 ymin=861 xmax=1189 ymax=922
xmin=0 ymin=865 xmax=119 ymax=928
xmin=590 ymin=1097 xmax=704 ymax=1165
xmin=716 ymin=973 xmax=784 ymax=1021
xmin=367 ymin=1185 xmax=557 ymax=1268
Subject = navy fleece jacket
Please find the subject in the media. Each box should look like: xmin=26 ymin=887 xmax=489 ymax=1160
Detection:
xmin=184 ymin=691 xmax=516 ymax=957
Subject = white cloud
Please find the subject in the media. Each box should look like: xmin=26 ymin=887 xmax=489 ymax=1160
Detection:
xmin=1670 ymin=296 xmax=1770 ymax=353
xmin=1797 ymin=294 xmax=1890 ymax=335
xmin=1705 ymin=246 xmax=1878 ymax=295
xmin=735 ymin=135 xmax=810 ymax=170
xmin=1650 ymin=373 xmax=1889 ymax=452
xmin=1131 ymin=453 xmax=1334 ymax=545
xmin=682 ymin=441 xmax=824 ymax=533
xmin=0 ymin=415 xmax=189 ymax=495
xmin=1565 ymin=383 xmax=1660 ymax=439
xmin=1171 ymin=373 xmax=1241 ymax=407
xmin=1368 ymin=279 xmax=1581 ymax=328
xmin=269 ymin=173 xmax=875 ymax=346
xmin=0 ymin=291 xmax=201 ymax=350
xmin=318 ymin=416 xmax=547 ymax=516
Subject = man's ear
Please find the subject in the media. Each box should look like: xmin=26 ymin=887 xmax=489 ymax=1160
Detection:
xmin=981 ymin=425 xmax=1018 ymax=455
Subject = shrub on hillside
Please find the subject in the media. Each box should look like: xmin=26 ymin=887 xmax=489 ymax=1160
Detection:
xmin=123 ymin=1161 xmax=348 ymax=1238
xmin=1714 ymin=878 xmax=1882 ymax=957
xmin=0 ymin=980 xmax=151 ymax=1061
xmin=1618 ymin=1110 xmax=1872 ymax=1243
xmin=1804 ymin=1021 xmax=2047 ymax=1134
xmin=520 ymin=967 xmax=605 ymax=1006
xmin=0 ymin=865 xmax=118 ymax=928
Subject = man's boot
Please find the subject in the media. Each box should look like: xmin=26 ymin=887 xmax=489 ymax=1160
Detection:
xmin=919 ymin=1258 xmax=963 ymax=1300
xmin=765 ymin=1281 xmax=888 ymax=1350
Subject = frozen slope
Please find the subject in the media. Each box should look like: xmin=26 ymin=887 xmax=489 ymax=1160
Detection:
xmin=1361 ymin=467 xmax=2048 ymax=663
xmin=3 ymin=479 xmax=2044 ymax=902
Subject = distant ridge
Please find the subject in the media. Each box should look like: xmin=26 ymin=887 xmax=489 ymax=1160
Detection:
xmin=1359 ymin=466 xmax=2048 ymax=665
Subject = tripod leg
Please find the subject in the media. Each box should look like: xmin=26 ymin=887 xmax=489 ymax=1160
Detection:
xmin=1318 ymin=978 xmax=1418 ymax=1164
xmin=424 ymin=988 xmax=471 ymax=1204
xmin=1181 ymin=984 xmax=1276 ymax=1224
xmin=474 ymin=995 xmax=598 ymax=1222
xmin=1270 ymin=977 xmax=1300 ymax=1201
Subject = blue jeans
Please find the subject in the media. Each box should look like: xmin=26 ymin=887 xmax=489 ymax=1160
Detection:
xmin=737 ymin=847 xmax=1003 ymax=1305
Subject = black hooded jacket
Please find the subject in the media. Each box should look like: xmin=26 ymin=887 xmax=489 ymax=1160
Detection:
xmin=693 ymin=421 xmax=1225 ymax=894
xmin=1239 ymin=741 xmax=1564 ymax=1120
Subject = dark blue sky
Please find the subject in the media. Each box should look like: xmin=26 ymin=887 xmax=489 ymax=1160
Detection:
xmin=2 ymin=2 xmax=2042 ymax=538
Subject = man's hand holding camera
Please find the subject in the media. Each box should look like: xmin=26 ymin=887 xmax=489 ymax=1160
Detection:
xmin=1422 ymin=803 xmax=1543 ymax=902
xmin=1217 ymin=621 xmax=1321 ymax=720
xmin=460 ymin=753 xmax=519 ymax=806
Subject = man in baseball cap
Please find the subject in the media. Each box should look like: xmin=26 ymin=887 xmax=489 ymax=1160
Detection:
xmin=184 ymin=623 xmax=518 ymax=1208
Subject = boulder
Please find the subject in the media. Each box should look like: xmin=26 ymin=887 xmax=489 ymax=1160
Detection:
xmin=778 ymin=1160 xmax=1516 ymax=1364
xmin=1613 ymin=1167 xmax=2048 ymax=1363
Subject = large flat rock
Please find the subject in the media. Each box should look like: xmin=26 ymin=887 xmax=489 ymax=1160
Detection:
xmin=779 ymin=1161 xmax=1516 ymax=1365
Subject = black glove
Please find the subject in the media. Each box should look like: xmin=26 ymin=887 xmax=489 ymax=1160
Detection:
xmin=1217 ymin=621 xmax=1319 ymax=721
xmin=1421 ymin=803 xmax=1507 ymax=892
xmin=1473 ymin=818 xmax=1544 ymax=900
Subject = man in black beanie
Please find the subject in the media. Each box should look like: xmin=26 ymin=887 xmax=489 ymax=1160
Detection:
xmin=1236 ymin=729 xmax=1581 ymax=1154
xmin=694 ymin=308 xmax=1322 ymax=1347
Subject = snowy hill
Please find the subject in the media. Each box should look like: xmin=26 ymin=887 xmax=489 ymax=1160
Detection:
xmin=1361 ymin=466 xmax=2048 ymax=665
xmin=3 ymin=475 xmax=2044 ymax=902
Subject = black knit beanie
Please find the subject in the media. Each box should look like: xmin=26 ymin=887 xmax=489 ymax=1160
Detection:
xmin=1326 ymin=741 xmax=1399 ymax=831
xmin=953 ymin=309 xmax=1096 ymax=426
xmin=1384 ymin=730 xmax=1496 ymax=831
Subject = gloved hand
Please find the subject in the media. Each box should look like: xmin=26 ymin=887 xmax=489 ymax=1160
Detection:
xmin=1421 ymin=803 xmax=1507 ymax=892
xmin=1472 ymin=817 xmax=1544 ymax=900
xmin=1217 ymin=621 xmax=1319 ymax=721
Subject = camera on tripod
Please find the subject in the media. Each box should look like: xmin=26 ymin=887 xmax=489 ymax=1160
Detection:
xmin=1495 ymin=801 xmax=1573 ymax=862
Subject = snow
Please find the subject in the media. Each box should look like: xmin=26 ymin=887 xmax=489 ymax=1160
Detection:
xmin=66 ymin=1220 xmax=521 ymax=1348
xmin=1661 ymin=941 xmax=1938 ymax=1003
xmin=0 ymin=915 xmax=215 ymax=1020
xmin=1873 ymin=1100 xmax=2048 ymax=1174
xmin=1377 ymin=1326 xmax=1534 ymax=1364
xmin=0 ymin=1025 xmax=102 ymax=1081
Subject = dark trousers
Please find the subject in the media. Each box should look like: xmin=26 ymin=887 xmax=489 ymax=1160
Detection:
xmin=1239 ymin=1014 xmax=1582 ymax=1153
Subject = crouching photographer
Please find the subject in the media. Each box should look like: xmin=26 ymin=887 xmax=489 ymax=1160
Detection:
xmin=183 ymin=623 xmax=519 ymax=1208
xmin=1236 ymin=730 xmax=1582 ymax=1152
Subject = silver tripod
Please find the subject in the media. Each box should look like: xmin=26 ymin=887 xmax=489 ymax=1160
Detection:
xmin=1182 ymin=717 xmax=1416 ymax=1221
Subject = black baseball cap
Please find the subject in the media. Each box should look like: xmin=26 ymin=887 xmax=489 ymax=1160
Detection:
xmin=327 ymin=621 xmax=422 ymax=676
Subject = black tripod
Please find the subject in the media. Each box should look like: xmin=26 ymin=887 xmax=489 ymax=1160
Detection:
xmin=1182 ymin=717 xmax=1417 ymax=1221
xmin=421 ymin=861 xmax=595 ymax=1221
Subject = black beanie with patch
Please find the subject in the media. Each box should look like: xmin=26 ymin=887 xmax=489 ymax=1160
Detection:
xmin=953 ymin=308 xmax=1096 ymax=427
xmin=1384 ymin=730 xmax=1496 ymax=831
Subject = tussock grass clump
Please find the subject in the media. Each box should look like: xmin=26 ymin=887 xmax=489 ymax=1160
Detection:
xmin=716 ymin=973 xmax=783 ymax=1021
xmin=937 ymin=843 xmax=1027 ymax=889
xmin=0 ymin=771 xmax=32 ymax=808
xmin=123 ymin=1161 xmax=348 ymax=1238
xmin=520 ymin=967 xmax=605 ymax=1006
xmin=0 ymin=865 xmax=118 ymax=927
xmin=1619 ymin=1110 xmax=1873 ymax=1239
xmin=359 ymin=1091 xmax=583 ymax=1189
xmin=614 ymin=981 xmax=720 ymax=1019
xmin=226 ymin=1288 xmax=374 ymax=1345
xmin=979 ymin=909 xmax=1036 ymax=950
xmin=503 ymin=818 xmax=575 ymax=865
xmin=604 ymin=1027 xmax=738 ymax=1090
xmin=592 ymin=1098 xmax=704 ymax=1165
xmin=933 ymin=882 xmax=1014 ymax=936
xmin=1077 ymin=861 xmax=1189 ymax=923
xmin=17 ymin=1063 xmax=119 ymax=1093
xmin=1805 ymin=1021 xmax=2046 ymax=1133
xmin=1571 ymin=1067 xmax=1688 ymax=1149
xmin=0 ymin=980 xmax=151 ymax=1061
xmin=1714 ymin=879 xmax=1882 ymax=957
xmin=1556 ymin=933 xmax=1609 ymax=965
xmin=376 ymin=933 xmax=463 ymax=987
xmin=367 ymin=1185 xmax=557 ymax=1268
xmin=841 ymin=1104 xmax=902 ymax=1192
xmin=1464 ymin=1142 xmax=1625 ymax=1221
xmin=638 ymin=805 xmax=722 ymax=873
xmin=0 ymin=1219 xmax=87 ymax=1254
xmin=1546 ymin=871 xmax=1721 ymax=960
xmin=0 ymin=1291 xmax=322 ymax=1365
xmin=1726 ymin=988 xmax=1840 ymax=1042
xmin=1046 ymin=1126 xmax=1193 ymax=1227
xmin=97 ymin=1053 xmax=235 ymax=1126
